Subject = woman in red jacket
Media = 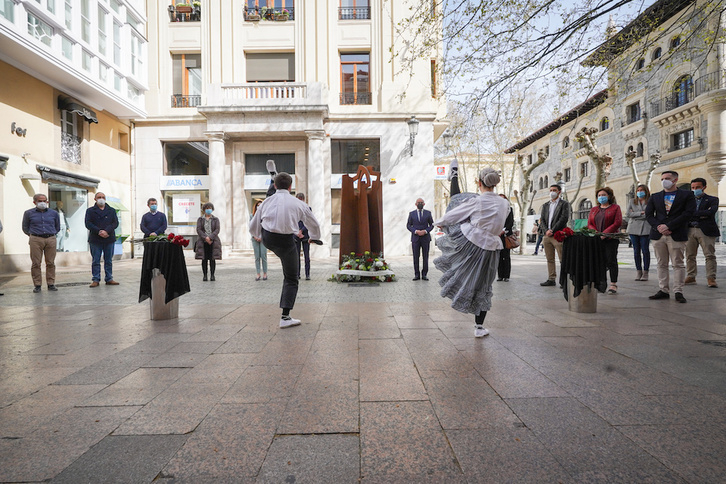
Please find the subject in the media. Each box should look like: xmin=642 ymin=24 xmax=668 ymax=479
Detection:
xmin=588 ymin=187 xmax=623 ymax=294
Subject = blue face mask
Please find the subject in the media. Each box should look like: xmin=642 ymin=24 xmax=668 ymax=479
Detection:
xmin=636 ymin=191 xmax=646 ymax=199
xmin=205 ymin=209 xmax=213 ymax=215
xmin=597 ymin=195 xmax=609 ymax=205
xmin=693 ymin=189 xmax=703 ymax=197
xmin=150 ymin=205 xmax=157 ymax=212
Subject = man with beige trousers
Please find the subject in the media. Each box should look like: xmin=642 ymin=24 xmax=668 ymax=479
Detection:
xmin=22 ymin=193 xmax=60 ymax=293
xmin=538 ymin=185 xmax=572 ymax=287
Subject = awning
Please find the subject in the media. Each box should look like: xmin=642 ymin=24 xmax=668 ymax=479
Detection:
xmin=36 ymin=164 xmax=100 ymax=189
xmin=57 ymin=96 xmax=99 ymax=124
xmin=106 ymin=200 xmax=130 ymax=212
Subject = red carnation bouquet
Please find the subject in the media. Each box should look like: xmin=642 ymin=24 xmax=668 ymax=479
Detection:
xmin=553 ymin=227 xmax=574 ymax=242
xmin=145 ymin=232 xmax=190 ymax=247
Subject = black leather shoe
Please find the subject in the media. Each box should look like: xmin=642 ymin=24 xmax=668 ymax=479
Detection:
xmin=203 ymin=275 xmax=208 ymax=281
xmin=422 ymin=276 xmax=429 ymax=281
xmin=675 ymin=292 xmax=687 ymax=303
xmin=48 ymin=285 xmax=58 ymax=291
xmin=210 ymin=275 xmax=216 ymax=281
xmin=33 ymin=286 xmax=41 ymax=293
xmin=649 ymin=290 xmax=670 ymax=300
xmin=540 ymin=280 xmax=556 ymax=287
xmin=412 ymin=276 xmax=421 ymax=281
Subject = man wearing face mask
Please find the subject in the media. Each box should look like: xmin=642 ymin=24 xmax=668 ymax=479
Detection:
xmin=407 ymin=198 xmax=434 ymax=281
xmin=684 ymin=178 xmax=720 ymax=288
xmin=140 ymin=197 xmax=168 ymax=238
xmin=538 ymin=185 xmax=571 ymax=286
xmin=22 ymin=193 xmax=61 ymax=293
xmin=85 ymin=192 xmax=120 ymax=287
xmin=645 ymin=170 xmax=696 ymax=303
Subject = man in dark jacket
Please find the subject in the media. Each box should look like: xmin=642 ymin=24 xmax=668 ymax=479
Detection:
xmin=684 ymin=177 xmax=720 ymax=288
xmin=407 ymin=198 xmax=434 ymax=280
xmin=539 ymin=185 xmax=571 ymax=286
xmin=645 ymin=170 xmax=696 ymax=303
xmin=85 ymin=192 xmax=120 ymax=287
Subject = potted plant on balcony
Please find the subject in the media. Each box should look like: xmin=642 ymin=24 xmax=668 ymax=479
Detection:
xmin=175 ymin=3 xmax=192 ymax=14
xmin=260 ymin=6 xmax=273 ymax=20
xmin=246 ymin=7 xmax=261 ymax=21
xmin=192 ymin=1 xmax=201 ymax=20
xmin=275 ymin=8 xmax=289 ymax=20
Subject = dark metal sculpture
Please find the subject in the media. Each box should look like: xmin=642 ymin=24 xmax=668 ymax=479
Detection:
xmin=339 ymin=165 xmax=383 ymax=264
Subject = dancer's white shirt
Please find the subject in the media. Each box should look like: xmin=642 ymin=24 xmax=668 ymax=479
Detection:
xmin=434 ymin=192 xmax=509 ymax=250
xmin=249 ymin=189 xmax=322 ymax=239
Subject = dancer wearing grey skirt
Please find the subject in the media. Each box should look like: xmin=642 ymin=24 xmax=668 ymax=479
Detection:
xmin=434 ymin=167 xmax=509 ymax=337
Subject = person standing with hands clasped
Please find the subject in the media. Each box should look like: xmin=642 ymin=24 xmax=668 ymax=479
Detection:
xmin=645 ymin=170 xmax=696 ymax=303
xmin=140 ymin=198 xmax=168 ymax=238
xmin=627 ymin=184 xmax=652 ymax=281
xmin=195 ymin=203 xmax=221 ymax=281
xmin=22 ymin=194 xmax=60 ymax=292
xmin=684 ymin=178 xmax=720 ymax=288
xmin=539 ymin=185 xmax=571 ymax=286
xmin=85 ymin=192 xmax=120 ymax=287
xmin=407 ymin=198 xmax=434 ymax=281
xmin=434 ymin=168 xmax=509 ymax=338
xmin=587 ymin=187 xmax=623 ymax=294
xmin=250 ymin=172 xmax=322 ymax=328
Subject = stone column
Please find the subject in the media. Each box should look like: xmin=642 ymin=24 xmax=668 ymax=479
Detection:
xmin=205 ymin=131 xmax=229 ymax=252
xmin=700 ymin=98 xmax=726 ymax=183
xmin=305 ymin=129 xmax=331 ymax=257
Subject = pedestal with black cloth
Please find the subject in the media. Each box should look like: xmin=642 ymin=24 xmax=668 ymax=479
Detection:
xmin=559 ymin=235 xmax=608 ymax=313
xmin=139 ymin=242 xmax=191 ymax=320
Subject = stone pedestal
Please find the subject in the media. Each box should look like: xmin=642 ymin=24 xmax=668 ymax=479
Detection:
xmin=150 ymin=268 xmax=179 ymax=320
xmin=567 ymin=279 xmax=597 ymax=313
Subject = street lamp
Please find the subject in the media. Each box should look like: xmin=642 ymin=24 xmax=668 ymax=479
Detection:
xmin=442 ymin=130 xmax=452 ymax=151
xmin=407 ymin=116 xmax=419 ymax=156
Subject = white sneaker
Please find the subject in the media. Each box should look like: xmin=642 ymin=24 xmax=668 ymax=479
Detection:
xmin=279 ymin=317 xmax=301 ymax=328
xmin=266 ymin=159 xmax=277 ymax=176
xmin=474 ymin=326 xmax=489 ymax=338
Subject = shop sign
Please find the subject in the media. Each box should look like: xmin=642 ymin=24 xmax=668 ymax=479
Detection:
xmin=160 ymin=175 xmax=211 ymax=190
xmin=172 ymin=193 xmax=201 ymax=223
xmin=434 ymin=165 xmax=448 ymax=180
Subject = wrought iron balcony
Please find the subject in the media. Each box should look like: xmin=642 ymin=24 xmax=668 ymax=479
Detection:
xmin=340 ymin=92 xmax=372 ymax=105
xmin=61 ymin=132 xmax=82 ymax=165
xmin=168 ymin=4 xmax=201 ymax=22
xmin=171 ymin=95 xmax=202 ymax=108
xmin=244 ymin=7 xmax=295 ymax=21
xmin=339 ymin=6 xmax=371 ymax=20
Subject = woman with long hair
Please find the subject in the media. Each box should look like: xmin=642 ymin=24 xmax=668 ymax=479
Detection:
xmin=626 ymin=184 xmax=652 ymax=281
xmin=434 ymin=167 xmax=509 ymax=338
xmin=251 ymin=199 xmax=268 ymax=281
xmin=587 ymin=187 xmax=623 ymax=294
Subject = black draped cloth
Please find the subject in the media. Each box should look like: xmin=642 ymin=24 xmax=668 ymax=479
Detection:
xmin=139 ymin=242 xmax=191 ymax=304
xmin=559 ymin=235 xmax=608 ymax=300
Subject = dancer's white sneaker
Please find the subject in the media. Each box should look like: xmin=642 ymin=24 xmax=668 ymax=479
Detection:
xmin=279 ymin=317 xmax=301 ymax=328
xmin=474 ymin=325 xmax=489 ymax=338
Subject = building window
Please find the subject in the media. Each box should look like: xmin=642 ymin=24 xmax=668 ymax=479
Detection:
xmin=246 ymin=52 xmax=294 ymax=82
xmin=28 ymin=13 xmax=53 ymax=47
xmin=98 ymin=62 xmax=108 ymax=83
xmin=111 ymin=0 xmax=120 ymax=13
xmin=130 ymin=34 xmax=143 ymax=77
xmin=331 ymin=139 xmax=380 ymax=173
xmin=164 ymin=142 xmax=210 ymax=175
xmin=82 ymin=50 xmax=92 ymax=71
xmin=578 ymin=199 xmax=592 ymax=219
xmin=627 ymin=102 xmax=641 ymax=124
xmin=245 ymin=153 xmax=295 ymax=175
xmin=64 ymin=0 xmax=71 ymax=28
xmin=600 ymin=116 xmax=610 ymax=131
xmin=527 ymin=154 xmax=533 ymax=165
xmin=81 ymin=0 xmax=91 ymax=43
xmin=127 ymin=84 xmax=141 ymax=104
xmin=637 ymin=142 xmax=644 ymax=157
xmin=564 ymin=167 xmax=571 ymax=182
xmin=114 ymin=72 xmax=122 ymax=91
xmin=671 ymin=128 xmax=694 ymax=151
xmin=538 ymin=177 xmax=543 ymax=190
xmin=673 ymin=75 xmax=693 ymax=107
xmin=97 ymin=5 xmax=107 ymax=56
xmin=339 ymin=0 xmax=370 ymax=20
xmin=0 ymin=0 xmax=14 ymax=21
xmin=245 ymin=0 xmax=295 ymax=20
xmin=580 ymin=161 xmax=589 ymax=177
xmin=670 ymin=36 xmax=681 ymax=49
xmin=635 ymin=58 xmax=645 ymax=70
xmin=430 ymin=59 xmax=437 ymax=98
xmin=544 ymin=175 xmax=549 ymax=187
xmin=340 ymin=53 xmax=371 ymax=105
xmin=652 ymin=47 xmax=662 ymax=60
xmin=113 ymin=22 xmax=121 ymax=66
xmin=544 ymin=145 xmax=550 ymax=157
xmin=49 ymin=183 xmax=88 ymax=253
xmin=172 ymin=53 xmax=202 ymax=107
xmin=61 ymin=36 xmax=73 ymax=60
xmin=60 ymin=110 xmax=82 ymax=164
xmin=562 ymin=136 xmax=570 ymax=149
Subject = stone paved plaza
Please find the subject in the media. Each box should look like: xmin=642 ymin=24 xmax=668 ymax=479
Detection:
xmin=0 ymin=246 xmax=725 ymax=483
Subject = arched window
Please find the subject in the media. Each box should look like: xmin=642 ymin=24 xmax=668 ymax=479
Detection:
xmin=538 ymin=178 xmax=543 ymax=190
xmin=670 ymin=37 xmax=681 ymax=49
xmin=562 ymin=136 xmax=570 ymax=149
xmin=578 ymin=199 xmax=593 ymax=219
xmin=600 ymin=117 xmax=610 ymax=131
xmin=636 ymin=58 xmax=645 ymax=70
xmin=637 ymin=142 xmax=644 ymax=157
xmin=627 ymin=145 xmax=634 ymax=156
xmin=652 ymin=47 xmax=662 ymax=60
xmin=674 ymin=74 xmax=693 ymax=107
xmin=544 ymin=175 xmax=549 ymax=187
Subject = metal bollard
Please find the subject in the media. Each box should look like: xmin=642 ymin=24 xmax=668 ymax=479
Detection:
xmin=150 ymin=268 xmax=179 ymax=320
xmin=567 ymin=279 xmax=597 ymax=313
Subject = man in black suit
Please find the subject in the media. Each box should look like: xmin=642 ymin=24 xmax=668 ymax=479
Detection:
xmin=645 ymin=170 xmax=696 ymax=303
xmin=407 ymin=198 xmax=434 ymax=281
xmin=684 ymin=177 xmax=720 ymax=288
xmin=538 ymin=185 xmax=571 ymax=286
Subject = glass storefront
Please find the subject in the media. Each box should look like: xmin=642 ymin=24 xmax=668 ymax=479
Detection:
xmin=49 ymin=183 xmax=88 ymax=252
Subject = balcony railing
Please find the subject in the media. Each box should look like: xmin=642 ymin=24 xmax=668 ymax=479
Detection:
xmin=61 ymin=132 xmax=82 ymax=165
xmin=339 ymin=6 xmax=371 ymax=19
xmin=171 ymin=94 xmax=202 ymax=108
xmin=168 ymin=5 xmax=201 ymax=22
xmin=244 ymin=7 xmax=295 ymax=21
xmin=340 ymin=92 xmax=372 ymax=105
xmin=221 ymin=83 xmax=305 ymax=99
xmin=650 ymin=70 xmax=726 ymax=117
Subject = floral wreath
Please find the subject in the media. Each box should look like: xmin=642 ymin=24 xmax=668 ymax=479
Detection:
xmin=329 ymin=251 xmax=396 ymax=283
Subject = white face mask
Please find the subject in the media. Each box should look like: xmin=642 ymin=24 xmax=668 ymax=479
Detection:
xmin=549 ymin=191 xmax=559 ymax=200
xmin=661 ymin=179 xmax=674 ymax=190
xmin=96 ymin=198 xmax=106 ymax=207
xmin=36 ymin=202 xmax=48 ymax=210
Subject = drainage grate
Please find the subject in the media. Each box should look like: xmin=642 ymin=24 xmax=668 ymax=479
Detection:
xmin=698 ymin=340 xmax=726 ymax=347
xmin=54 ymin=282 xmax=92 ymax=287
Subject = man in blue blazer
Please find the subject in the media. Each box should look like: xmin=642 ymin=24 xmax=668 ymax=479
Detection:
xmin=645 ymin=170 xmax=696 ymax=303
xmin=685 ymin=177 xmax=720 ymax=288
xmin=407 ymin=198 xmax=434 ymax=281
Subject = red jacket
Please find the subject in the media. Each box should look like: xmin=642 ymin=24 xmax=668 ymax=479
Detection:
xmin=588 ymin=204 xmax=623 ymax=234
